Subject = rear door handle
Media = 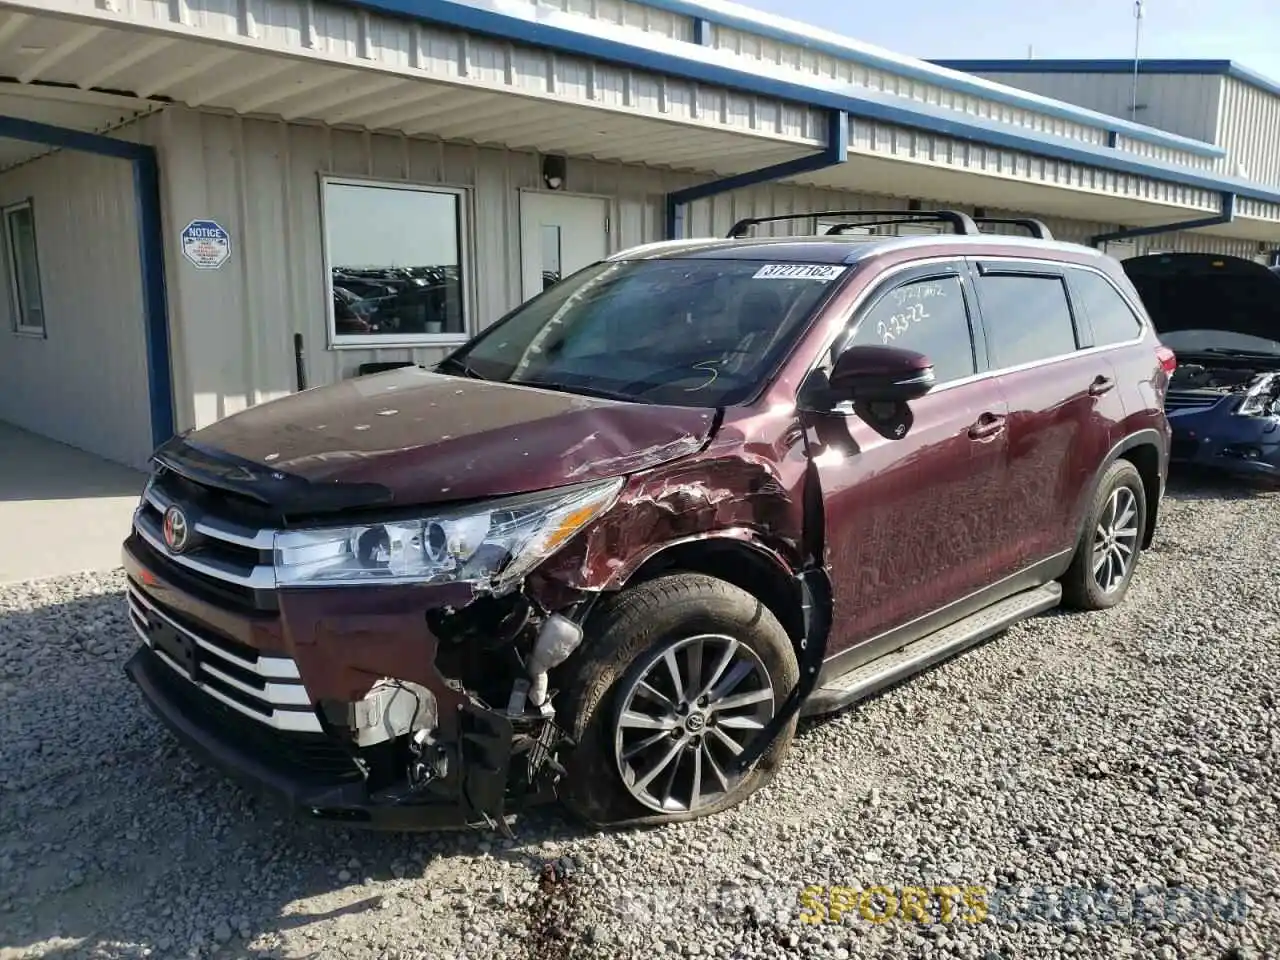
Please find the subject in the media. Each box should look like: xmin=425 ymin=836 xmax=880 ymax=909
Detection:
xmin=1089 ymin=375 xmax=1115 ymax=396
xmin=968 ymin=412 xmax=1006 ymax=441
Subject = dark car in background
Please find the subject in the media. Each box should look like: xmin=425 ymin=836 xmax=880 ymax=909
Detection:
xmin=121 ymin=211 xmax=1171 ymax=833
xmin=1123 ymin=253 xmax=1280 ymax=479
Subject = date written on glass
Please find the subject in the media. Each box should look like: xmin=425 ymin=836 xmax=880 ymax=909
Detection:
xmin=877 ymin=281 xmax=948 ymax=345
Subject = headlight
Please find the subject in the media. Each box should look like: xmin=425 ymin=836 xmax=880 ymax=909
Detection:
xmin=273 ymin=477 xmax=623 ymax=589
xmin=1236 ymin=378 xmax=1280 ymax=418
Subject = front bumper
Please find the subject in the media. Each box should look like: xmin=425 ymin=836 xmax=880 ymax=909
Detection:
xmin=125 ymin=645 xmax=517 ymax=830
xmin=1168 ymin=421 xmax=1280 ymax=478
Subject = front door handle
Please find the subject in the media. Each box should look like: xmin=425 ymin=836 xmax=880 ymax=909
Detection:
xmin=968 ymin=412 xmax=1007 ymax=441
xmin=1088 ymin=375 xmax=1116 ymax=396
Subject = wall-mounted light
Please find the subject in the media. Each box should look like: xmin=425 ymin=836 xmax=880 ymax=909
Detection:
xmin=542 ymin=155 xmax=567 ymax=190
xmin=973 ymin=207 xmax=988 ymax=219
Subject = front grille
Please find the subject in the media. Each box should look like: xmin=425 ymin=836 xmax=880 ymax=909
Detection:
xmin=143 ymin=654 xmax=361 ymax=785
xmin=126 ymin=581 xmax=322 ymax=734
xmin=1165 ymin=392 xmax=1223 ymax=411
xmin=132 ymin=475 xmax=279 ymax=612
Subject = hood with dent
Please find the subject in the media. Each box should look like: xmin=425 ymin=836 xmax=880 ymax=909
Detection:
xmin=184 ymin=366 xmax=717 ymax=505
xmin=1122 ymin=253 xmax=1280 ymax=341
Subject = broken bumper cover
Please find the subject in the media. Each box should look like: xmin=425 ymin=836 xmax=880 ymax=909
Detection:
xmin=125 ymin=645 xmax=515 ymax=830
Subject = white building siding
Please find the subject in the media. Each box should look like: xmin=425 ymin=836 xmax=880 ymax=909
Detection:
xmin=963 ymin=71 xmax=1224 ymax=148
xmin=1216 ymin=78 xmax=1280 ymax=186
xmin=0 ymin=147 xmax=151 ymax=468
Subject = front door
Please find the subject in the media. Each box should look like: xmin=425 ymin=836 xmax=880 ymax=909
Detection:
xmin=809 ymin=261 xmax=1012 ymax=663
xmin=519 ymin=192 xmax=609 ymax=302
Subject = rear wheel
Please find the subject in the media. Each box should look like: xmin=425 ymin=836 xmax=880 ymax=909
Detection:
xmin=1061 ymin=458 xmax=1147 ymax=610
xmin=556 ymin=573 xmax=799 ymax=828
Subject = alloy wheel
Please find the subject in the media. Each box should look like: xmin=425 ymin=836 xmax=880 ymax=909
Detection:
xmin=613 ymin=634 xmax=776 ymax=814
xmin=1092 ymin=485 xmax=1140 ymax=594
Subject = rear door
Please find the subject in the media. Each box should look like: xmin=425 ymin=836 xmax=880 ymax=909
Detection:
xmin=811 ymin=260 xmax=1012 ymax=661
xmin=970 ymin=259 xmax=1125 ymax=571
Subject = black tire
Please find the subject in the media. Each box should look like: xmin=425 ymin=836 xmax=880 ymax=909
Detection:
xmin=1060 ymin=458 xmax=1147 ymax=611
xmin=555 ymin=572 xmax=799 ymax=829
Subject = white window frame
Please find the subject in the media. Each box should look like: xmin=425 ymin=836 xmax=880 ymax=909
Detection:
xmin=4 ymin=198 xmax=46 ymax=338
xmin=319 ymin=176 xmax=475 ymax=350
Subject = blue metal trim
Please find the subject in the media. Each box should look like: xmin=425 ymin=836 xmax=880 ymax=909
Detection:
xmin=431 ymin=0 xmax=1226 ymax=159
xmin=0 ymin=114 xmax=174 ymax=449
xmin=1091 ymin=191 xmax=1237 ymax=246
xmin=664 ymin=110 xmax=848 ymax=240
xmin=933 ymin=59 xmax=1280 ymax=101
xmin=341 ymin=1 xmax=1274 ymax=195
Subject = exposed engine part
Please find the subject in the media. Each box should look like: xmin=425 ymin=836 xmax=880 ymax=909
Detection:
xmin=408 ymin=728 xmax=450 ymax=787
xmin=348 ymin=678 xmax=439 ymax=748
xmin=1171 ymin=363 xmax=1259 ymax=392
xmin=525 ymin=613 xmax=585 ymax=709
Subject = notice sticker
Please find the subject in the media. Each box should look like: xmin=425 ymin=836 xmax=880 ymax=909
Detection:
xmin=752 ymin=263 xmax=846 ymax=282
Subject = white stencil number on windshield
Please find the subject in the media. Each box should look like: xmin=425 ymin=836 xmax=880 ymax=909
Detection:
xmin=752 ymin=264 xmax=846 ymax=282
xmin=877 ymin=280 xmax=948 ymax=345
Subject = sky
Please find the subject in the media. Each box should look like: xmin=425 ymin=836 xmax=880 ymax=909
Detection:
xmin=732 ymin=0 xmax=1280 ymax=82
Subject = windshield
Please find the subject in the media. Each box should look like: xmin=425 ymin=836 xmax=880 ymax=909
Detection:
xmin=1159 ymin=329 xmax=1280 ymax=357
xmin=440 ymin=258 xmax=847 ymax=405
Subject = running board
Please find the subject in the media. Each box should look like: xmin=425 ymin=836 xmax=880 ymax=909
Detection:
xmin=801 ymin=582 xmax=1062 ymax=717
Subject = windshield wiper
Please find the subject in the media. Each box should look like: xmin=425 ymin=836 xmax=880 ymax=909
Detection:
xmin=436 ymin=355 xmax=485 ymax=380
xmin=519 ymin=378 xmax=642 ymax=403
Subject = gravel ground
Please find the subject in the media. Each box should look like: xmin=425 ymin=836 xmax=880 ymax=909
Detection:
xmin=2 ymin=473 xmax=1280 ymax=960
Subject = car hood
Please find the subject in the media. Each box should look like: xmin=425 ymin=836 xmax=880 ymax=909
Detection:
xmin=1122 ymin=252 xmax=1280 ymax=341
xmin=166 ymin=367 xmax=716 ymax=512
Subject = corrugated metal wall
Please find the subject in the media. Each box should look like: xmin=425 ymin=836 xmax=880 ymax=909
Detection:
xmin=1216 ymin=77 xmax=1280 ymax=186
xmin=146 ymin=105 xmax=1268 ymax=436
xmin=0 ymin=148 xmax=151 ymax=468
xmin=964 ymin=71 xmax=1224 ymax=146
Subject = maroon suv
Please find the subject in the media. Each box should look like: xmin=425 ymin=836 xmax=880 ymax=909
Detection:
xmin=122 ymin=210 xmax=1173 ymax=832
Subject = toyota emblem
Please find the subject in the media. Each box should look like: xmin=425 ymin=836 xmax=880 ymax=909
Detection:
xmin=162 ymin=505 xmax=190 ymax=553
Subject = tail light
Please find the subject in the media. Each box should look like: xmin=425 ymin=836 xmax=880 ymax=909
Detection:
xmin=1155 ymin=345 xmax=1177 ymax=374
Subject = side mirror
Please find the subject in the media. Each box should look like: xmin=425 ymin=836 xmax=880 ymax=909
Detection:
xmin=829 ymin=344 xmax=936 ymax=403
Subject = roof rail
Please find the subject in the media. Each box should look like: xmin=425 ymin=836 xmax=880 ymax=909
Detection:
xmin=726 ymin=209 xmax=980 ymax=238
xmin=972 ymin=217 xmax=1054 ymax=240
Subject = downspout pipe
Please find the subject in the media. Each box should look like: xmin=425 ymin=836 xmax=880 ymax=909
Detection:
xmin=665 ymin=110 xmax=849 ymax=240
xmin=1091 ymin=191 xmax=1237 ymax=247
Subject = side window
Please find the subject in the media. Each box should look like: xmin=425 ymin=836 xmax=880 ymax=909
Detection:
xmin=848 ymin=274 xmax=976 ymax=384
xmin=1070 ymin=269 xmax=1144 ymax=346
xmin=974 ymin=272 xmax=1078 ymax=369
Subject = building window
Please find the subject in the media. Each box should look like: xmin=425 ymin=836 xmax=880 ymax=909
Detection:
xmin=5 ymin=200 xmax=45 ymax=337
xmin=321 ymin=177 xmax=470 ymax=347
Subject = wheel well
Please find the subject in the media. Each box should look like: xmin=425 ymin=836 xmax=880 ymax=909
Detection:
xmin=624 ymin=541 xmax=806 ymax=646
xmin=1117 ymin=442 xmax=1161 ymax=549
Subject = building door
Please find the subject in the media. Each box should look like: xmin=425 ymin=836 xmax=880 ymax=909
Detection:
xmin=519 ymin=192 xmax=609 ymax=302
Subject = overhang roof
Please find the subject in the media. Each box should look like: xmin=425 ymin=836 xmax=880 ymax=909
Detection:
xmin=934 ymin=59 xmax=1280 ymax=101
xmin=0 ymin=83 xmax=157 ymax=169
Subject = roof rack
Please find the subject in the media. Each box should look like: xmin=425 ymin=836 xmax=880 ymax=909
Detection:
xmin=725 ymin=209 xmax=1055 ymax=241
xmin=971 ymin=217 xmax=1054 ymax=240
xmin=727 ymin=209 xmax=980 ymax=238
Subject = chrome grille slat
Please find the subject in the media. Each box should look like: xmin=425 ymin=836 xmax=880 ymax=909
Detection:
xmin=127 ymin=585 xmax=320 ymax=734
xmin=144 ymin=482 xmax=276 ymax=550
xmin=127 ymin=585 xmax=300 ymax=680
xmin=134 ymin=506 xmax=275 ymax=591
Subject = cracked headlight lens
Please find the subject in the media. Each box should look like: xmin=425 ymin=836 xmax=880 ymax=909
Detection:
xmin=273 ymin=477 xmax=623 ymax=589
xmin=1236 ymin=380 xmax=1280 ymax=417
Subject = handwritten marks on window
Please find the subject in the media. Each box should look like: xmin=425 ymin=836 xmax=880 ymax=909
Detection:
xmin=875 ymin=280 xmax=949 ymax=346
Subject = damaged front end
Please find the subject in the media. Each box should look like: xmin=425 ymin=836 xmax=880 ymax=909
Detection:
xmin=121 ymin=437 xmax=623 ymax=834
xmin=1166 ymin=363 xmax=1280 ymax=474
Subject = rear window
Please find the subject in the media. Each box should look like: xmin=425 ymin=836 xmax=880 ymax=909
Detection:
xmin=444 ymin=258 xmax=844 ymax=406
xmin=1070 ymin=269 xmax=1143 ymax=346
xmin=975 ymin=273 xmax=1079 ymax=369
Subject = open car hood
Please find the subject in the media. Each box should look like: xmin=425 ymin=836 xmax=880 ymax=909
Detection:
xmin=157 ymin=366 xmax=716 ymax=515
xmin=1122 ymin=252 xmax=1280 ymax=342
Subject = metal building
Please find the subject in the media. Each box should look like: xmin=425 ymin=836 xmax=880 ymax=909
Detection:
xmin=1 ymin=0 xmax=1279 ymax=469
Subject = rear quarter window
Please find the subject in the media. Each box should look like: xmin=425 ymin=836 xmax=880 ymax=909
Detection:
xmin=974 ymin=272 xmax=1079 ymax=368
xmin=1069 ymin=268 xmax=1144 ymax=346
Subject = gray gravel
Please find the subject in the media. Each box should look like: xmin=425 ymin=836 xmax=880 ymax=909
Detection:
xmin=3 ymin=474 xmax=1280 ymax=959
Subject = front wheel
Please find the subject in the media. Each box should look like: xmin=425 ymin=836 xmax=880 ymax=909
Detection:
xmin=1061 ymin=458 xmax=1147 ymax=611
xmin=556 ymin=572 xmax=799 ymax=828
